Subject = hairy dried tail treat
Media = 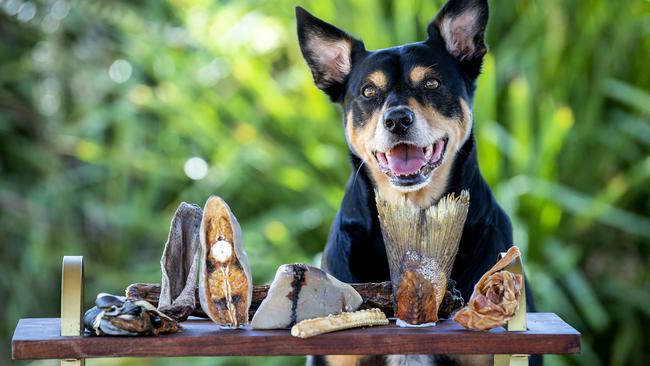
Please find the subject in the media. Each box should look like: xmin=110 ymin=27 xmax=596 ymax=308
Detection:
xmin=291 ymin=308 xmax=388 ymax=338
xmin=198 ymin=196 xmax=252 ymax=328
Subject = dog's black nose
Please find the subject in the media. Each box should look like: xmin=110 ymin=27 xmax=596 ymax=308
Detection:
xmin=383 ymin=107 xmax=414 ymax=134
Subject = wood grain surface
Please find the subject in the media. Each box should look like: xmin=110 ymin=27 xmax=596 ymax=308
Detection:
xmin=12 ymin=313 xmax=580 ymax=360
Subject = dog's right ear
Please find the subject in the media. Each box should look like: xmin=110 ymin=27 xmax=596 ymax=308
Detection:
xmin=296 ymin=6 xmax=365 ymax=101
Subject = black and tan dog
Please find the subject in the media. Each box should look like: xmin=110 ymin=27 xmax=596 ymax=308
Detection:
xmin=296 ymin=1 xmax=538 ymax=365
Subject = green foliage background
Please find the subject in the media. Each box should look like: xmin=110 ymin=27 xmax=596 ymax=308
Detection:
xmin=1 ymin=0 xmax=649 ymax=365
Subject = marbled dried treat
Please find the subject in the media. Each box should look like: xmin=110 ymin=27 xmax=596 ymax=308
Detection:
xmin=198 ymin=196 xmax=252 ymax=328
xmin=251 ymin=264 xmax=363 ymax=329
xmin=158 ymin=202 xmax=202 ymax=321
xmin=454 ymin=246 xmax=523 ymax=331
xmin=376 ymin=190 xmax=469 ymax=326
xmin=84 ymin=293 xmax=179 ymax=336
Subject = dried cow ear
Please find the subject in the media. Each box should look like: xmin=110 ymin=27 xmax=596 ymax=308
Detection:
xmin=158 ymin=202 xmax=203 ymax=321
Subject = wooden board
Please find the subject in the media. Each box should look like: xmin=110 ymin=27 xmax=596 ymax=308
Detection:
xmin=12 ymin=313 xmax=580 ymax=360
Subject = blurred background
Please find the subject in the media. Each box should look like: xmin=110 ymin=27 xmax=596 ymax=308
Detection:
xmin=1 ymin=0 xmax=649 ymax=365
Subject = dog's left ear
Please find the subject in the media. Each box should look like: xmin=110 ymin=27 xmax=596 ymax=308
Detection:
xmin=296 ymin=6 xmax=365 ymax=102
xmin=428 ymin=0 xmax=489 ymax=79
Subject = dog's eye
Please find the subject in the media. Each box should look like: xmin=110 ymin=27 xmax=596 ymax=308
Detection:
xmin=361 ymin=85 xmax=378 ymax=98
xmin=424 ymin=78 xmax=440 ymax=90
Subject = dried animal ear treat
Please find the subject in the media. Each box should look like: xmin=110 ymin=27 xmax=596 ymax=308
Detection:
xmin=83 ymin=293 xmax=179 ymax=336
xmin=454 ymin=246 xmax=524 ymax=331
xmin=251 ymin=264 xmax=363 ymax=329
xmin=376 ymin=190 xmax=470 ymax=326
xmin=198 ymin=196 xmax=252 ymax=328
xmin=158 ymin=202 xmax=203 ymax=321
xmin=291 ymin=308 xmax=388 ymax=338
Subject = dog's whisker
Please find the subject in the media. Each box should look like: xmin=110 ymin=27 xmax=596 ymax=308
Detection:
xmin=351 ymin=160 xmax=366 ymax=188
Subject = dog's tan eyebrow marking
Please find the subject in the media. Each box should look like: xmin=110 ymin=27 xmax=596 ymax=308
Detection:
xmin=409 ymin=65 xmax=433 ymax=84
xmin=366 ymin=70 xmax=388 ymax=88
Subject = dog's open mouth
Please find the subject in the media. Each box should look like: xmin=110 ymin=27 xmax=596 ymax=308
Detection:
xmin=374 ymin=137 xmax=448 ymax=187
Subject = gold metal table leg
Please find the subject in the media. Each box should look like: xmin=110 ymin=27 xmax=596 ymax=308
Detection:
xmin=61 ymin=256 xmax=85 ymax=366
xmin=494 ymin=252 xmax=529 ymax=366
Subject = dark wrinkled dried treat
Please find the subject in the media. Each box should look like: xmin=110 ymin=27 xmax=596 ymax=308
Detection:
xmin=84 ymin=293 xmax=179 ymax=336
xmin=438 ymin=278 xmax=464 ymax=319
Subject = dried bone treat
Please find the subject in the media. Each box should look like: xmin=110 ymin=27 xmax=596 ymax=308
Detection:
xmin=83 ymin=293 xmax=179 ymax=336
xmin=376 ymin=190 xmax=469 ymax=326
xmin=251 ymin=264 xmax=363 ymax=329
xmin=158 ymin=202 xmax=202 ymax=321
xmin=291 ymin=308 xmax=388 ymax=338
xmin=454 ymin=246 xmax=524 ymax=331
xmin=198 ymin=196 xmax=252 ymax=328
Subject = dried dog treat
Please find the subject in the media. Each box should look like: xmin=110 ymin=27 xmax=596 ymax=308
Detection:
xmin=454 ymin=246 xmax=524 ymax=331
xmin=376 ymin=190 xmax=469 ymax=326
xmin=158 ymin=202 xmax=203 ymax=321
xmin=83 ymin=293 xmax=179 ymax=336
xmin=291 ymin=308 xmax=388 ymax=338
xmin=251 ymin=264 xmax=363 ymax=329
xmin=198 ymin=196 xmax=252 ymax=328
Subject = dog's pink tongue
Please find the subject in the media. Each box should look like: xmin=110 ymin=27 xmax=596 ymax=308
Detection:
xmin=386 ymin=145 xmax=426 ymax=176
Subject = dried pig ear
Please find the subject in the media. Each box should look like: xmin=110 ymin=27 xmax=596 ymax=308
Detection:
xmin=198 ymin=196 xmax=253 ymax=328
xmin=159 ymin=202 xmax=203 ymax=321
xmin=453 ymin=246 xmax=524 ymax=331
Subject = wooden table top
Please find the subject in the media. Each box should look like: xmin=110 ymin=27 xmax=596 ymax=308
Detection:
xmin=12 ymin=312 xmax=580 ymax=360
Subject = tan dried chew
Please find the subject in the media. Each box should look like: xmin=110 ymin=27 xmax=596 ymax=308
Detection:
xmin=291 ymin=308 xmax=388 ymax=338
xmin=454 ymin=246 xmax=523 ymax=331
xmin=376 ymin=190 xmax=469 ymax=325
xmin=198 ymin=196 xmax=252 ymax=328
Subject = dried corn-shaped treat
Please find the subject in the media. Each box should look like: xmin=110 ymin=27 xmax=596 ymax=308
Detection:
xmin=198 ymin=196 xmax=252 ymax=328
xmin=291 ymin=308 xmax=388 ymax=338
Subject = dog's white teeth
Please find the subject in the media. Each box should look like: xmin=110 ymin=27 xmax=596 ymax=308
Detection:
xmin=424 ymin=146 xmax=433 ymax=160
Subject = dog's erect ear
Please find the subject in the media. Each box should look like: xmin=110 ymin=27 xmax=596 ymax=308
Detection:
xmin=428 ymin=0 xmax=489 ymax=79
xmin=296 ymin=6 xmax=365 ymax=101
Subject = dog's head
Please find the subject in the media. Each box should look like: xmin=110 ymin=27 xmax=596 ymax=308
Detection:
xmin=296 ymin=0 xmax=488 ymax=208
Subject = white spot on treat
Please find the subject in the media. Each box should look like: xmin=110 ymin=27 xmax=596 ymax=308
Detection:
xmin=210 ymin=240 xmax=232 ymax=263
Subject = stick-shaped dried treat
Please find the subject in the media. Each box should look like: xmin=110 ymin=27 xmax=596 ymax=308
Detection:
xmin=291 ymin=308 xmax=388 ymax=338
xmin=198 ymin=196 xmax=252 ymax=328
xmin=454 ymin=246 xmax=523 ymax=331
xmin=376 ymin=190 xmax=469 ymax=325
